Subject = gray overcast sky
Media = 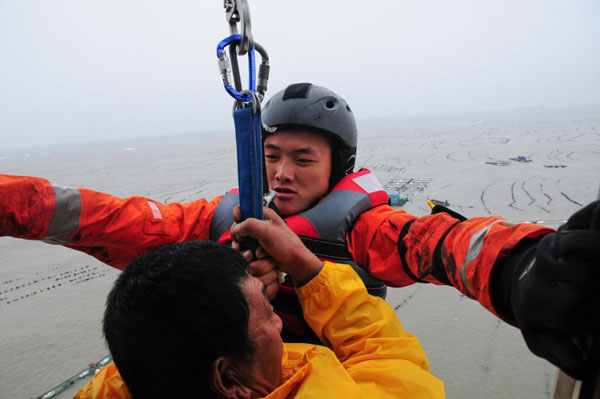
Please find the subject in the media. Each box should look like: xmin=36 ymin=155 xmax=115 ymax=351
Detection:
xmin=1 ymin=0 xmax=599 ymax=149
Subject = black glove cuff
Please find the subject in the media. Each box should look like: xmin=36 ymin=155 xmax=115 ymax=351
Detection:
xmin=489 ymin=237 xmax=541 ymax=326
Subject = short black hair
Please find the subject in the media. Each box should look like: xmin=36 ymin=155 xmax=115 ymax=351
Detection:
xmin=103 ymin=240 xmax=253 ymax=399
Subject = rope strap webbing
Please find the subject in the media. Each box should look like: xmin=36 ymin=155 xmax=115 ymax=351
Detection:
xmin=233 ymin=106 xmax=264 ymax=250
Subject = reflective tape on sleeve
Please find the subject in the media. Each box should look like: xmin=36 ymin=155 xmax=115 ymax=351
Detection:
xmin=459 ymin=220 xmax=505 ymax=296
xmin=147 ymin=200 xmax=163 ymax=220
xmin=43 ymin=185 xmax=82 ymax=245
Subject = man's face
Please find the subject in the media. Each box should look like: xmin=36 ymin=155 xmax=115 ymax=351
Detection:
xmin=264 ymin=129 xmax=332 ymax=216
xmin=242 ymin=275 xmax=284 ymax=392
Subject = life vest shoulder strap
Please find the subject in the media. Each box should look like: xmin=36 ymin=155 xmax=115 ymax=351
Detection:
xmin=299 ymin=235 xmax=353 ymax=262
xmin=293 ymin=169 xmax=389 ymax=241
xmin=209 ymin=190 xmax=239 ymax=242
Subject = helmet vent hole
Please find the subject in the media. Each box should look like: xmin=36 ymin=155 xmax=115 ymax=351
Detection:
xmin=346 ymin=105 xmax=352 ymax=112
xmin=326 ymin=100 xmax=335 ymax=109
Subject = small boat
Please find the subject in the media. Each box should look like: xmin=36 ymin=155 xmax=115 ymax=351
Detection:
xmin=485 ymin=160 xmax=511 ymax=166
xmin=509 ymin=155 xmax=532 ymax=162
xmin=544 ymin=164 xmax=567 ymax=168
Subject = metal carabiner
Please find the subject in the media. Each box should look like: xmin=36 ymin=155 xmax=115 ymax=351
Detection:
xmin=219 ymin=1 xmax=269 ymax=103
xmin=217 ymin=34 xmax=256 ymax=103
xmin=237 ymin=90 xmax=261 ymax=114
xmin=224 ymin=0 xmax=253 ymax=55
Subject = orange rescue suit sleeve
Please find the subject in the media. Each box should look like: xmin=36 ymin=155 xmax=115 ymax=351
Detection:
xmin=0 ymin=174 xmax=221 ymax=269
xmin=347 ymin=205 xmax=554 ymax=317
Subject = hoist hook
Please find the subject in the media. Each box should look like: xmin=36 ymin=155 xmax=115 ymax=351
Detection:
xmin=224 ymin=0 xmax=253 ymax=55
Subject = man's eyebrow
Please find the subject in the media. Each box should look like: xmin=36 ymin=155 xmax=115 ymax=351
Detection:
xmin=264 ymin=143 xmax=280 ymax=150
xmin=264 ymin=143 xmax=316 ymax=155
xmin=292 ymin=147 xmax=316 ymax=155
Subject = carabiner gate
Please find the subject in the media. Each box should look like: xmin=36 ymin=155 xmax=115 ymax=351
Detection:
xmin=217 ymin=35 xmax=255 ymax=103
xmin=217 ymin=34 xmax=270 ymax=104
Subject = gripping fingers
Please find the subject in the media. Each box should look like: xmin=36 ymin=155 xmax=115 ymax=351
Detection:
xmin=233 ymin=204 xmax=243 ymax=224
xmin=255 ymin=245 xmax=267 ymax=259
xmin=259 ymin=271 xmax=280 ymax=300
xmin=250 ymin=257 xmax=279 ymax=300
xmin=249 ymin=258 xmax=277 ymax=278
xmin=240 ymin=249 xmax=253 ymax=262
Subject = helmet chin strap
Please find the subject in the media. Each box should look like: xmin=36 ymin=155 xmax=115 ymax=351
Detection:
xmin=328 ymin=148 xmax=348 ymax=191
xmin=345 ymin=154 xmax=356 ymax=174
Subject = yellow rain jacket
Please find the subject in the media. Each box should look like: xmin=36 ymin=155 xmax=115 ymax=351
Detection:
xmin=75 ymin=262 xmax=444 ymax=398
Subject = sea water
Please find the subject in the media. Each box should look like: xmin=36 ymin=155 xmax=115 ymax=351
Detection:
xmin=1 ymin=107 xmax=599 ymax=398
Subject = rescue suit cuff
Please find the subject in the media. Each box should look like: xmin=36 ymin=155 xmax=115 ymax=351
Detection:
xmin=293 ymin=264 xmax=324 ymax=288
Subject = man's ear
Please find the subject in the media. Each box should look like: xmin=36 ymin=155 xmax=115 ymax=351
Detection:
xmin=209 ymin=357 xmax=252 ymax=399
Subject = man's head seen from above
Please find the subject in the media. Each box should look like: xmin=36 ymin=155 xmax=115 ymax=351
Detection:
xmin=103 ymin=240 xmax=284 ymax=399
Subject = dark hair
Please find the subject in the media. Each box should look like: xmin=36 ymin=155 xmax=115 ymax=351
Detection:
xmin=103 ymin=240 xmax=253 ymax=399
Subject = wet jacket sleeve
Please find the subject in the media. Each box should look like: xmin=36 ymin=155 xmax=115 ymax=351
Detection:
xmin=0 ymin=174 xmax=221 ymax=269
xmin=73 ymin=361 xmax=130 ymax=399
xmin=346 ymin=205 xmax=553 ymax=317
xmin=297 ymin=261 xmax=445 ymax=398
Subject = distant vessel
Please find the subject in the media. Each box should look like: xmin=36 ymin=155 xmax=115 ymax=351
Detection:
xmin=485 ymin=160 xmax=511 ymax=166
xmin=509 ymin=155 xmax=532 ymax=163
xmin=544 ymin=164 xmax=567 ymax=168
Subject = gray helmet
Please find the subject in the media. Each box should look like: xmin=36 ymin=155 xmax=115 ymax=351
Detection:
xmin=262 ymin=83 xmax=357 ymax=180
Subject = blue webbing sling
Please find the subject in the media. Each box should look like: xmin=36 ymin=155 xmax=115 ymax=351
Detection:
xmin=233 ymin=104 xmax=264 ymax=233
xmin=217 ymin=33 xmax=268 ymax=250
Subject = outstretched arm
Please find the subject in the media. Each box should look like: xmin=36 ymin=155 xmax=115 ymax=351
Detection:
xmin=347 ymin=205 xmax=552 ymax=312
xmin=348 ymin=201 xmax=600 ymax=379
xmin=0 ymin=174 xmax=220 ymax=269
